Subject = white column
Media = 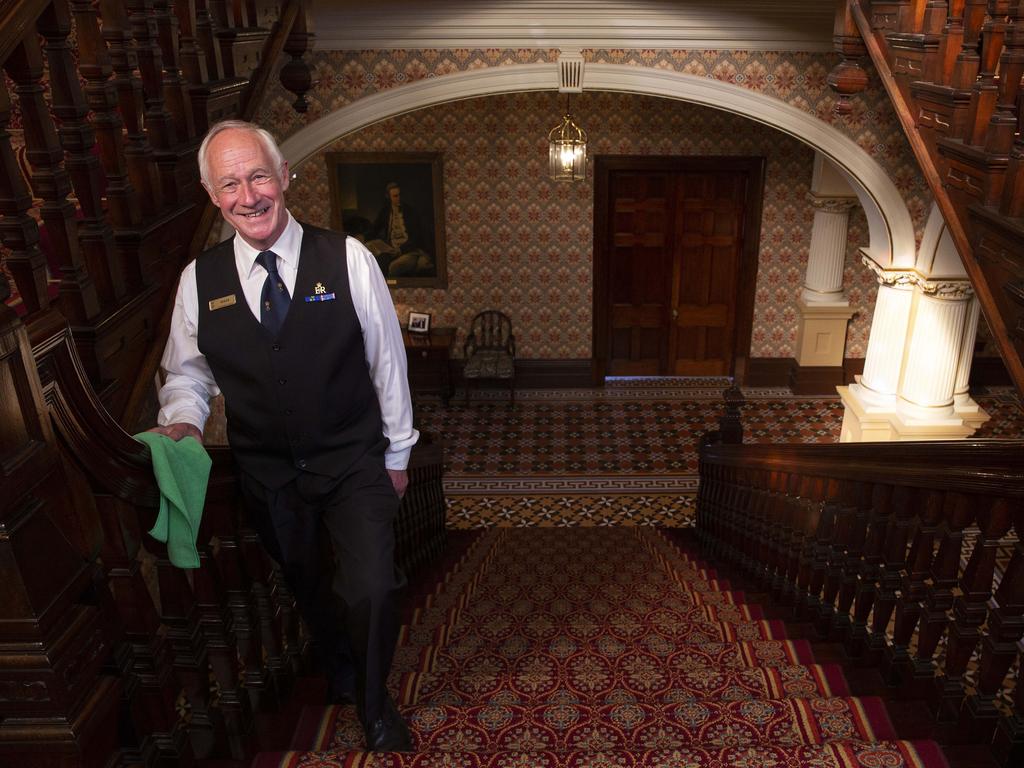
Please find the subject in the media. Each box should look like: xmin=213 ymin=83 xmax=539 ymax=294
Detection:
xmin=803 ymin=195 xmax=857 ymax=303
xmin=953 ymin=294 xmax=981 ymax=402
xmin=859 ymin=266 xmax=916 ymax=399
xmin=898 ymin=283 xmax=970 ymax=418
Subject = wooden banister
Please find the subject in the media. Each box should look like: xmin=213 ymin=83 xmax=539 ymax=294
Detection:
xmin=699 ymin=433 xmax=1024 ymax=765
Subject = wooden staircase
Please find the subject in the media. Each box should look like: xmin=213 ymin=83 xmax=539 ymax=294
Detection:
xmin=837 ymin=0 xmax=1024 ymax=393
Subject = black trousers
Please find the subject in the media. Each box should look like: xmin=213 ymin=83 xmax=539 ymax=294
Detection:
xmin=239 ymin=451 xmax=406 ymax=723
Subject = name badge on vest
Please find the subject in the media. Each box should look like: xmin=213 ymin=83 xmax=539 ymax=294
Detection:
xmin=208 ymin=294 xmax=237 ymax=311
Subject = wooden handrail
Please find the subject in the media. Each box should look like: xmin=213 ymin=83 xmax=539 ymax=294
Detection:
xmin=701 ymin=438 xmax=1024 ymax=496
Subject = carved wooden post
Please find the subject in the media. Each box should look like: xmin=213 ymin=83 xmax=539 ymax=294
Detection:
xmin=175 ymin=0 xmax=209 ymax=87
xmin=154 ymin=0 xmax=197 ymax=141
xmin=964 ymin=1 xmax=1009 ymax=147
xmin=983 ymin=3 xmax=1024 ymax=155
xmin=936 ymin=496 xmax=1011 ymax=726
xmin=885 ymin=489 xmax=944 ymax=690
xmin=958 ymin=497 xmax=1021 ymax=742
xmin=848 ymin=483 xmax=891 ymax=659
xmin=936 ymin=0 xmax=968 ymax=84
xmin=829 ymin=1 xmax=870 ymax=116
xmin=194 ymin=0 xmax=227 ymax=82
xmin=0 ymin=77 xmax=50 ymax=322
xmin=992 ymin=501 xmax=1024 ymax=763
xmin=100 ymin=0 xmax=164 ymax=219
xmin=128 ymin=0 xmax=183 ymax=206
xmin=34 ymin=0 xmax=107 ymax=324
xmin=869 ymin=484 xmax=914 ymax=666
xmin=70 ymin=0 xmax=143 ymax=235
xmin=280 ymin=0 xmax=315 ymax=113
xmin=917 ymin=492 xmax=972 ymax=707
xmin=92 ymin=493 xmax=195 ymax=767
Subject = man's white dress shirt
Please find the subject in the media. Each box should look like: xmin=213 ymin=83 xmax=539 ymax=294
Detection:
xmin=157 ymin=212 xmax=418 ymax=470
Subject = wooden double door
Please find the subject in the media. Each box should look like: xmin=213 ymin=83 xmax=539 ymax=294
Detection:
xmin=594 ymin=157 xmax=765 ymax=378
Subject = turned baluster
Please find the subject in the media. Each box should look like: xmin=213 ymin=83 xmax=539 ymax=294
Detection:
xmin=815 ymin=479 xmax=857 ymax=638
xmin=127 ymin=0 xmax=183 ymax=208
xmin=154 ymin=0 xmax=197 ymax=142
xmin=151 ymin=538 xmax=221 ymax=759
xmin=922 ymin=1 xmax=953 ymax=80
xmin=100 ymin=0 xmax=164 ymax=218
xmin=849 ymin=483 xmax=892 ymax=659
xmin=768 ymin=473 xmax=791 ymax=600
xmin=952 ymin=0 xmax=991 ymax=89
xmin=992 ymin=509 xmax=1024 ymax=767
xmin=749 ymin=481 xmax=772 ymax=586
xmin=194 ymin=0 xmax=228 ymax=83
xmin=867 ymin=485 xmax=914 ymax=666
xmin=237 ymin=524 xmax=278 ymax=711
xmin=69 ymin=0 xmax=143 ymax=236
xmin=38 ymin=0 xmax=115 ymax=321
xmin=6 ymin=30 xmax=112 ymax=321
xmin=936 ymin=496 xmax=1011 ymax=726
xmin=831 ymin=481 xmax=872 ymax=643
xmin=959 ymin=498 xmax=1023 ymax=743
xmin=0 ymin=70 xmax=50 ymax=320
xmin=189 ymin=473 xmax=256 ymax=759
xmin=935 ymin=0 xmax=968 ymax=85
xmin=984 ymin=3 xmax=1024 ymax=156
xmin=885 ymin=489 xmax=944 ymax=690
xmin=965 ymin=0 xmax=1009 ymax=147
xmin=796 ymin=477 xmax=831 ymax=621
xmin=93 ymin=495 xmax=195 ymax=765
xmin=896 ymin=0 xmax=929 ymax=31
xmin=175 ymin=0 xmax=209 ymax=86
xmin=917 ymin=493 xmax=972 ymax=710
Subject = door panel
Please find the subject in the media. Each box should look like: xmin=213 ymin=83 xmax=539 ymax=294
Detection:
xmin=672 ymin=172 xmax=745 ymax=376
xmin=606 ymin=172 xmax=674 ymax=375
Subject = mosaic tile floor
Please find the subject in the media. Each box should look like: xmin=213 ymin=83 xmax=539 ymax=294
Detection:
xmin=411 ymin=380 xmax=1024 ymax=529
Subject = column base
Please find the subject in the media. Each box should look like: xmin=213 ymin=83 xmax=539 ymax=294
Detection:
xmin=838 ymin=381 xmax=990 ymax=442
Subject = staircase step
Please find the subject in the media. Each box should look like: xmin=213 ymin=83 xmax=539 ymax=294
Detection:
xmin=254 ymin=740 xmax=949 ymax=767
xmin=289 ymin=696 xmax=898 ymax=753
xmin=392 ymin=662 xmax=849 ymax=705
xmin=393 ymin=638 xmax=818 ymax=675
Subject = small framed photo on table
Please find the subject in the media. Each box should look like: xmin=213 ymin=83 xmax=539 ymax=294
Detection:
xmin=408 ymin=311 xmax=431 ymax=334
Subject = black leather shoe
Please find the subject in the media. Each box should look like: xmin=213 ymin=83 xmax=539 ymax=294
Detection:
xmin=364 ymin=697 xmax=414 ymax=752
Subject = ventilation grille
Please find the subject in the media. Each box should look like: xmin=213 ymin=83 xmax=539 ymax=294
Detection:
xmin=558 ymin=51 xmax=584 ymax=93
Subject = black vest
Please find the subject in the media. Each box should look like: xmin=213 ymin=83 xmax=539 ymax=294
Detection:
xmin=196 ymin=224 xmax=385 ymax=489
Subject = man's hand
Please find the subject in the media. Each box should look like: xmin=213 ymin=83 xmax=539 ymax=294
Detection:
xmin=387 ymin=468 xmax=408 ymax=499
xmin=148 ymin=423 xmax=204 ymax=443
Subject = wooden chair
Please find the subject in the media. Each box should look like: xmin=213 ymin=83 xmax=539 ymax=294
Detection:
xmin=462 ymin=310 xmax=516 ymax=404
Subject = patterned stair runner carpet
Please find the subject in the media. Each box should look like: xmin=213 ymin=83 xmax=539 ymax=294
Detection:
xmin=253 ymin=527 xmax=948 ymax=768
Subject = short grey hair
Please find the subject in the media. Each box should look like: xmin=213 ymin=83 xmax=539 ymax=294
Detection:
xmin=198 ymin=120 xmax=286 ymax=189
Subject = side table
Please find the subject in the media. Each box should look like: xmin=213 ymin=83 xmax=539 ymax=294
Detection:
xmin=403 ymin=326 xmax=456 ymax=405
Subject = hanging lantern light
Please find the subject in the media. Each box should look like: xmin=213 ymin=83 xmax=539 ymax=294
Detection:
xmin=548 ymin=94 xmax=587 ymax=182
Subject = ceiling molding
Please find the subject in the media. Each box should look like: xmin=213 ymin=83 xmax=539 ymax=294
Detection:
xmin=311 ymin=0 xmax=835 ymax=52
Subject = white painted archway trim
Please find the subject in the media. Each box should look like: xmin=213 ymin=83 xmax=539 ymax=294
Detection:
xmin=271 ymin=62 xmax=914 ymax=266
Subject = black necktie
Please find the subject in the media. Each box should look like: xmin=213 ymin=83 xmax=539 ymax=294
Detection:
xmin=256 ymin=250 xmax=290 ymax=335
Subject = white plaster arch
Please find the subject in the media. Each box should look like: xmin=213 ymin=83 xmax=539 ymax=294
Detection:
xmin=262 ymin=62 xmax=915 ymax=267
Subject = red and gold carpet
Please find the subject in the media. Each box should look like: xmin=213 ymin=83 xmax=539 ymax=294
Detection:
xmin=253 ymin=527 xmax=948 ymax=767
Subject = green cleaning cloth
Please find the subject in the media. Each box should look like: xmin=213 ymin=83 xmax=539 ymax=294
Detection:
xmin=134 ymin=431 xmax=212 ymax=569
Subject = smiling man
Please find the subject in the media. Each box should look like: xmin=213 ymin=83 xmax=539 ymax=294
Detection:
xmin=151 ymin=120 xmax=418 ymax=752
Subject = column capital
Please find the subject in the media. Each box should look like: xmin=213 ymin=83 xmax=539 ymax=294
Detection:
xmin=860 ymin=257 xmax=973 ymax=299
xmin=806 ymin=193 xmax=858 ymax=213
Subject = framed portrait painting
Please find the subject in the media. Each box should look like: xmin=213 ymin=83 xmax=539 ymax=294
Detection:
xmin=326 ymin=152 xmax=448 ymax=289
